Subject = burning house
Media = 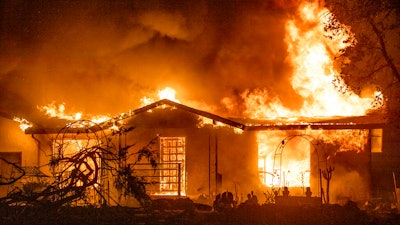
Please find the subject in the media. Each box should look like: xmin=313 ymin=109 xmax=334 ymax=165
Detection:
xmin=1 ymin=0 xmax=399 ymax=209
xmin=0 ymin=97 xmax=393 ymax=207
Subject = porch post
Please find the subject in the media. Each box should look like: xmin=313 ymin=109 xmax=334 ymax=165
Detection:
xmin=178 ymin=163 xmax=181 ymax=197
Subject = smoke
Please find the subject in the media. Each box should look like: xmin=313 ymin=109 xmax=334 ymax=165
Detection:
xmin=0 ymin=0 xmax=304 ymax=122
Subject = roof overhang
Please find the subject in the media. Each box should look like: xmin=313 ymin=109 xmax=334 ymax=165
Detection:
xmin=24 ymin=99 xmax=386 ymax=134
xmin=233 ymin=114 xmax=386 ymax=131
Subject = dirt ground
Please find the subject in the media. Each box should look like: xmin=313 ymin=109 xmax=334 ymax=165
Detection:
xmin=1 ymin=203 xmax=400 ymax=225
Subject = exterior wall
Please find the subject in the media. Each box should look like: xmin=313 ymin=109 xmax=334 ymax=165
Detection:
xmin=4 ymin=108 xmax=394 ymax=206
xmin=120 ymin=125 xmax=258 ymax=205
xmin=371 ymin=125 xmax=400 ymax=201
xmin=0 ymin=117 xmax=40 ymax=197
xmin=214 ymin=128 xmax=259 ymax=201
xmin=0 ymin=117 xmax=38 ymax=166
xmin=310 ymin=130 xmax=372 ymax=204
xmin=328 ymin=150 xmax=371 ymax=204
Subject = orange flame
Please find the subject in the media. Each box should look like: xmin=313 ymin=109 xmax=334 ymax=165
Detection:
xmin=241 ymin=1 xmax=381 ymax=120
xmin=13 ymin=117 xmax=33 ymax=131
xmin=140 ymin=87 xmax=180 ymax=106
xmin=38 ymin=102 xmax=82 ymax=121
xmin=251 ymin=2 xmax=378 ymax=188
xmin=37 ymin=102 xmax=111 ymax=126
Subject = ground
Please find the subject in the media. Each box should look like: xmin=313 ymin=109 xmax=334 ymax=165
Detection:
xmin=1 ymin=202 xmax=400 ymax=225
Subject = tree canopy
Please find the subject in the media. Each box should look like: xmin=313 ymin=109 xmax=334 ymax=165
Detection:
xmin=325 ymin=0 xmax=400 ymax=127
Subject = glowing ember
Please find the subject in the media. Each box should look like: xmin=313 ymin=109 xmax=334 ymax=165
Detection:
xmin=13 ymin=117 xmax=33 ymax=131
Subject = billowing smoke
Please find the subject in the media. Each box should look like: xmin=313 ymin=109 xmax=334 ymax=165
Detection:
xmin=0 ymin=0 xmax=304 ymax=122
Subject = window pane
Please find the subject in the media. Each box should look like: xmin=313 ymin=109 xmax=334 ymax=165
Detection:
xmin=159 ymin=137 xmax=186 ymax=196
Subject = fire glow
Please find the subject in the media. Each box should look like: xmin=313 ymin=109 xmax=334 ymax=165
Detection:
xmin=249 ymin=2 xmax=381 ymax=188
xmin=10 ymin=1 xmax=383 ymax=197
xmin=141 ymin=87 xmax=180 ymax=106
xmin=242 ymin=2 xmax=380 ymax=120
xmin=13 ymin=117 xmax=33 ymax=131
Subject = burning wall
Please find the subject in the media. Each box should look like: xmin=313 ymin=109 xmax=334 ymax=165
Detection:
xmin=120 ymin=107 xmax=259 ymax=201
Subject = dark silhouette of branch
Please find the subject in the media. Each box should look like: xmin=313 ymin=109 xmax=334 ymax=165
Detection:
xmin=0 ymin=158 xmax=25 ymax=185
xmin=368 ymin=18 xmax=400 ymax=83
xmin=322 ymin=166 xmax=335 ymax=204
xmin=1 ymin=119 xmax=158 ymax=209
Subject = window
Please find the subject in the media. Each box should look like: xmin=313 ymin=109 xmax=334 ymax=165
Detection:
xmin=0 ymin=152 xmax=22 ymax=183
xmin=371 ymin=129 xmax=383 ymax=153
xmin=159 ymin=137 xmax=186 ymax=196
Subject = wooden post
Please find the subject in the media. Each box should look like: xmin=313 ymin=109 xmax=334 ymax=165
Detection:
xmin=393 ymin=172 xmax=398 ymax=207
xmin=178 ymin=163 xmax=181 ymax=197
xmin=215 ymin=133 xmax=218 ymax=194
xmin=208 ymin=134 xmax=211 ymax=197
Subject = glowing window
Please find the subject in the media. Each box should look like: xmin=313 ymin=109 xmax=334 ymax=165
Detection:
xmin=371 ymin=129 xmax=383 ymax=153
xmin=159 ymin=137 xmax=186 ymax=196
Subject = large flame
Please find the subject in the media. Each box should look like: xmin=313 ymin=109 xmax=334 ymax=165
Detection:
xmin=250 ymin=2 xmax=379 ymax=188
xmin=242 ymin=1 xmax=380 ymax=120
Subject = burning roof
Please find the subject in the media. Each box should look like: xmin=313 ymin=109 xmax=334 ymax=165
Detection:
xmin=232 ymin=113 xmax=386 ymax=130
xmin=24 ymin=99 xmax=245 ymax=134
xmin=24 ymin=99 xmax=386 ymax=134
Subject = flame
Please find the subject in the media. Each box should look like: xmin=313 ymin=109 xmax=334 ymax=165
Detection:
xmin=250 ymin=2 xmax=379 ymax=188
xmin=140 ymin=87 xmax=180 ymax=106
xmin=241 ymin=1 xmax=381 ymax=120
xmin=158 ymin=87 xmax=180 ymax=103
xmin=13 ymin=117 xmax=33 ymax=131
xmin=314 ymin=129 xmax=368 ymax=153
xmin=37 ymin=102 xmax=111 ymax=126
xmin=38 ymin=102 xmax=82 ymax=121
xmin=34 ymin=87 xmax=180 ymax=131
xmin=258 ymin=131 xmax=311 ymax=188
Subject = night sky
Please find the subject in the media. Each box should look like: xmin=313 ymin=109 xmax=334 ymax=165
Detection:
xmin=1 ymin=0 xmax=304 ymax=122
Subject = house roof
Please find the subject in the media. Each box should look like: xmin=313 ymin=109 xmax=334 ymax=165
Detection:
xmin=24 ymin=99 xmax=387 ymax=134
xmin=231 ymin=113 xmax=386 ymax=130
xmin=25 ymin=99 xmax=245 ymax=134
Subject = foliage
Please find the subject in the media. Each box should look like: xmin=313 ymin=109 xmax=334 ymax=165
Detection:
xmin=325 ymin=0 xmax=400 ymax=126
xmin=114 ymin=164 xmax=152 ymax=208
